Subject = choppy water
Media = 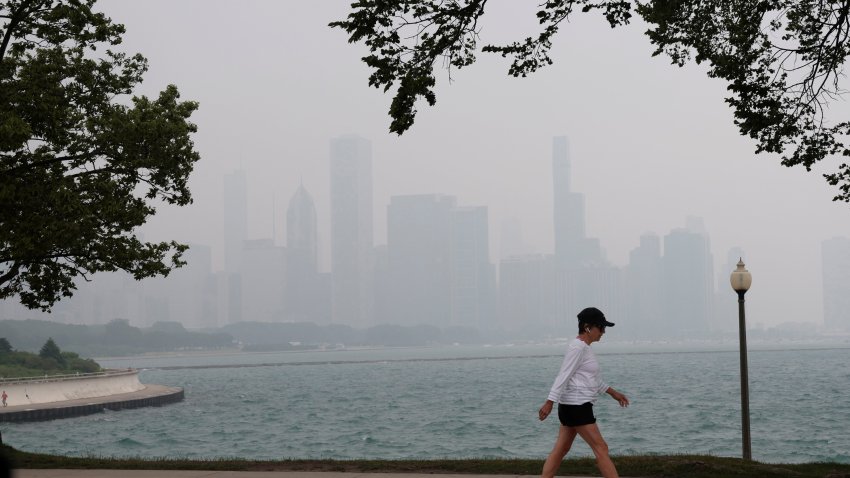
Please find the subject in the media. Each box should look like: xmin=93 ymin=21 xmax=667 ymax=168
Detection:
xmin=3 ymin=343 xmax=849 ymax=463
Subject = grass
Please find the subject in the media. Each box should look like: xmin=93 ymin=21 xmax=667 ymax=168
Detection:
xmin=2 ymin=445 xmax=850 ymax=477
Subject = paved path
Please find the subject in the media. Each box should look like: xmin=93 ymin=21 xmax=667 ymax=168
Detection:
xmin=13 ymin=472 xmax=606 ymax=478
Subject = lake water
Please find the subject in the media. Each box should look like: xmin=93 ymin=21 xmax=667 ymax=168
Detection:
xmin=3 ymin=342 xmax=849 ymax=463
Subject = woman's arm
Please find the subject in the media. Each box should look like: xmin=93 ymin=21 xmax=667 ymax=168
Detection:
xmin=538 ymin=399 xmax=554 ymax=421
xmin=605 ymin=387 xmax=630 ymax=407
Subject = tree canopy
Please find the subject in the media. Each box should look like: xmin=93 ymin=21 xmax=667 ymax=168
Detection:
xmin=1 ymin=0 xmax=200 ymax=310
xmin=331 ymin=0 xmax=850 ymax=201
xmin=1 ymin=335 xmax=99 ymax=376
xmin=0 ymin=318 xmax=234 ymax=357
xmin=38 ymin=336 xmax=63 ymax=365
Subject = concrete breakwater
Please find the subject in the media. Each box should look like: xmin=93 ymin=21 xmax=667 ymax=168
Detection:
xmin=0 ymin=369 xmax=183 ymax=422
xmin=1 ymin=369 xmax=145 ymax=406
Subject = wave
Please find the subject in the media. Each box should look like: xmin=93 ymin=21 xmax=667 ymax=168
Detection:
xmin=115 ymin=437 xmax=146 ymax=448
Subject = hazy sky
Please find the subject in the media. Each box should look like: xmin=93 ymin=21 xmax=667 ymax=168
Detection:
xmin=98 ymin=1 xmax=850 ymax=328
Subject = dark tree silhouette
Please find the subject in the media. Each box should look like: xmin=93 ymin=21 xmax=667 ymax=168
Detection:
xmin=1 ymin=0 xmax=200 ymax=310
xmin=38 ymin=337 xmax=65 ymax=366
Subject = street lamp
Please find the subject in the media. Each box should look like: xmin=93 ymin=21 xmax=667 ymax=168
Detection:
xmin=730 ymin=258 xmax=752 ymax=460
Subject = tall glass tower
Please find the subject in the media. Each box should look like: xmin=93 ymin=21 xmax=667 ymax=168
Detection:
xmin=552 ymin=136 xmax=590 ymax=269
xmin=286 ymin=183 xmax=318 ymax=272
xmin=286 ymin=183 xmax=320 ymax=321
xmin=329 ymin=135 xmax=374 ymax=326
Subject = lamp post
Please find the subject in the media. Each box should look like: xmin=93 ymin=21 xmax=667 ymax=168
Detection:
xmin=730 ymin=258 xmax=752 ymax=460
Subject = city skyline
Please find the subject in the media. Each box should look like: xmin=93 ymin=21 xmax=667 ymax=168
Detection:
xmin=4 ymin=133 xmax=849 ymax=336
xmin=91 ymin=1 xmax=850 ymax=329
xmin=3 ymin=1 xmax=849 ymax=329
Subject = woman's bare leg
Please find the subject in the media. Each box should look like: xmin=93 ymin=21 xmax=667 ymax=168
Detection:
xmin=574 ymin=423 xmax=618 ymax=478
xmin=541 ymin=425 xmax=577 ymax=478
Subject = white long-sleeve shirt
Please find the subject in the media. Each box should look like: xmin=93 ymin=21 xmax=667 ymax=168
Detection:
xmin=547 ymin=338 xmax=609 ymax=405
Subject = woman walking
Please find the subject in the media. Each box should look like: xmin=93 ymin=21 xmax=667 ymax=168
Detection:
xmin=538 ymin=307 xmax=629 ymax=478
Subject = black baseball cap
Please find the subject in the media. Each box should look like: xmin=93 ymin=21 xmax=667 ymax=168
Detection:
xmin=577 ymin=307 xmax=615 ymax=327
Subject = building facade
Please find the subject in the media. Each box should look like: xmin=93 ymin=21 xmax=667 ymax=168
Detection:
xmin=329 ymin=135 xmax=374 ymax=326
xmin=285 ymin=183 xmax=326 ymax=322
xmin=662 ymin=223 xmax=714 ymax=335
xmin=386 ymin=194 xmax=456 ymax=326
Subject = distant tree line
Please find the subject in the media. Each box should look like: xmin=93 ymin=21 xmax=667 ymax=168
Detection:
xmin=224 ymin=322 xmax=485 ymax=349
xmin=0 ymin=318 xmax=498 ymax=358
xmin=0 ymin=319 xmax=234 ymax=357
xmin=0 ymin=336 xmax=100 ymax=378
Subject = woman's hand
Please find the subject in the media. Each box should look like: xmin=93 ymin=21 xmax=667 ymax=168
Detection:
xmin=538 ymin=400 xmax=554 ymax=421
xmin=607 ymin=388 xmax=630 ymax=407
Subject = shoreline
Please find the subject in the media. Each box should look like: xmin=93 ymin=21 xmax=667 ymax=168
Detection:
xmin=2 ymin=447 xmax=849 ymax=478
xmin=93 ymin=345 xmax=404 ymax=363
xmin=93 ymin=338 xmax=850 ymax=364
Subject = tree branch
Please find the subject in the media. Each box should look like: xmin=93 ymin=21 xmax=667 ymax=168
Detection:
xmin=0 ymin=0 xmax=37 ymax=63
xmin=0 ymin=261 xmax=21 ymax=288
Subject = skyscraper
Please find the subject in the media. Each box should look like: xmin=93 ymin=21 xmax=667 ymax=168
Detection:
xmin=498 ymin=254 xmax=558 ymax=332
xmin=241 ymin=239 xmax=286 ymax=322
xmin=384 ymin=195 xmax=494 ymax=328
xmin=551 ymin=136 xmax=610 ymax=323
xmin=552 ymin=136 xmax=586 ymax=269
xmin=285 ymin=183 xmax=322 ymax=321
xmin=662 ymin=221 xmax=714 ymax=335
xmin=625 ymin=233 xmax=663 ymax=336
xmin=329 ymin=135 xmax=374 ymax=326
xmin=450 ymin=206 xmax=494 ymax=329
xmin=552 ymin=136 xmax=602 ymax=269
xmin=163 ymin=243 xmax=217 ymax=328
xmin=286 ymin=183 xmax=318 ymax=271
xmin=386 ymin=194 xmax=456 ymax=326
xmin=822 ymin=236 xmax=850 ymax=331
xmin=223 ymin=169 xmax=247 ymax=323
xmin=499 ymin=216 xmax=529 ymax=260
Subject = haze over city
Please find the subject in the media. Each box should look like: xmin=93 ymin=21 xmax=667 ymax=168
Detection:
xmin=5 ymin=1 xmax=850 ymax=332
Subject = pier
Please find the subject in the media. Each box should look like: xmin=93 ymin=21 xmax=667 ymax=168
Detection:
xmin=0 ymin=370 xmax=183 ymax=422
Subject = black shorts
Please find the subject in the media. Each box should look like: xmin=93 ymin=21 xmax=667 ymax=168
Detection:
xmin=558 ymin=402 xmax=596 ymax=427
